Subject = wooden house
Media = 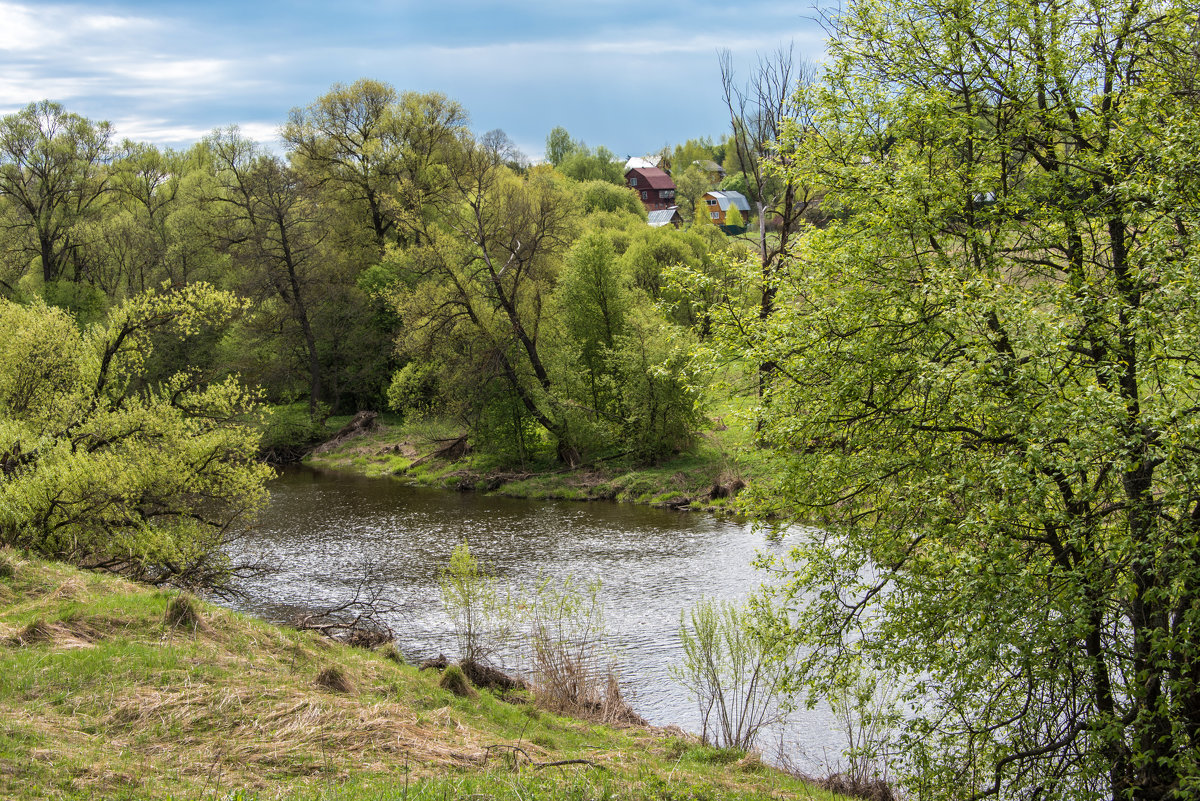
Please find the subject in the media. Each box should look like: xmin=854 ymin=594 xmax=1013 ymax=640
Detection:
xmin=702 ymin=190 xmax=751 ymax=226
xmin=626 ymin=167 xmax=677 ymax=213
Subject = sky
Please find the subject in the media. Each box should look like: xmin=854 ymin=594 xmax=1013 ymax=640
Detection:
xmin=0 ymin=0 xmax=826 ymax=161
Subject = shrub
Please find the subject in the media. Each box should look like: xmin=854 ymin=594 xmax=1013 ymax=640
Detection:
xmin=673 ymin=598 xmax=791 ymax=750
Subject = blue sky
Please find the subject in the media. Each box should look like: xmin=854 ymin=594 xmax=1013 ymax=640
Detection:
xmin=0 ymin=1 xmax=825 ymax=160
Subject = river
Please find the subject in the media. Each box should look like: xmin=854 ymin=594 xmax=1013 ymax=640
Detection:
xmin=226 ymin=465 xmax=841 ymax=772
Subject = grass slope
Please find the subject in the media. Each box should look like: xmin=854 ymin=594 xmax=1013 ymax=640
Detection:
xmin=0 ymin=550 xmax=836 ymax=800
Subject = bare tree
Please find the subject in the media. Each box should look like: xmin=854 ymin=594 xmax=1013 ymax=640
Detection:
xmin=720 ymin=46 xmax=820 ymax=400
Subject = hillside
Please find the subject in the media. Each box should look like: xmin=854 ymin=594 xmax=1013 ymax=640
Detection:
xmin=0 ymin=550 xmax=835 ymax=800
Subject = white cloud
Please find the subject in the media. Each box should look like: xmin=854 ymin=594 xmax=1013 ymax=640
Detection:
xmin=0 ymin=2 xmax=155 ymax=52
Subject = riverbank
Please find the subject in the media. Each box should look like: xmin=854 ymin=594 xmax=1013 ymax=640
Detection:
xmin=0 ymin=550 xmax=836 ymax=800
xmin=303 ymin=411 xmax=764 ymax=513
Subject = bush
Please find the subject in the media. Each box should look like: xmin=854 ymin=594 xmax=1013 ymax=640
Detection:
xmin=437 ymin=541 xmax=509 ymax=666
xmin=673 ymin=598 xmax=791 ymax=750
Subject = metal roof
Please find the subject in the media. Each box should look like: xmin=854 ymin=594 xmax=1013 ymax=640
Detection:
xmin=705 ymin=190 xmax=751 ymax=213
xmin=647 ymin=207 xmax=681 ymax=227
xmin=624 ymin=156 xmax=660 ymax=173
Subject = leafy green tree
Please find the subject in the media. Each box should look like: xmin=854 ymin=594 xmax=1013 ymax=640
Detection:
xmin=390 ymin=129 xmax=583 ymax=464
xmin=558 ymin=144 xmax=624 ymax=185
xmin=669 ymin=137 xmax=719 ymax=176
xmin=204 ymin=130 xmax=334 ymax=418
xmin=284 ymin=81 xmax=468 ymax=252
xmin=0 ymin=101 xmax=114 ymax=289
xmin=544 ymin=126 xmax=577 ymax=167
xmin=557 ymin=231 xmax=627 ymax=412
xmin=576 ymin=180 xmax=645 ymax=218
xmin=723 ymin=204 xmax=743 ymax=231
xmin=0 ymin=284 xmax=271 ymax=589
xmin=674 ymin=165 xmax=711 ymax=224
xmin=749 ymin=0 xmax=1200 ymax=798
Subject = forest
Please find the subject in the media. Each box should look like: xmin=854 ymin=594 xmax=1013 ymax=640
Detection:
xmin=0 ymin=83 xmax=788 ymax=470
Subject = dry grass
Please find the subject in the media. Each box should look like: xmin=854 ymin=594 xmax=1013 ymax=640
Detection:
xmin=0 ymin=554 xmax=846 ymax=801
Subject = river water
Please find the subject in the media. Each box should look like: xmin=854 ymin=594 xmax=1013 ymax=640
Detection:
xmin=227 ymin=465 xmax=841 ymax=771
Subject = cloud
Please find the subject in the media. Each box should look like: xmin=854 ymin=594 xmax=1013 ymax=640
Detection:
xmin=0 ymin=0 xmax=827 ymax=154
xmin=0 ymin=2 xmax=156 ymax=53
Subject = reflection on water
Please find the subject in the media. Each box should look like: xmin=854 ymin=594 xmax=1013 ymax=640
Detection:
xmin=227 ymin=465 xmax=839 ymax=770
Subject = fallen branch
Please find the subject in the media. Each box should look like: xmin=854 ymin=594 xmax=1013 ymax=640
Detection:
xmin=480 ymin=744 xmax=606 ymax=771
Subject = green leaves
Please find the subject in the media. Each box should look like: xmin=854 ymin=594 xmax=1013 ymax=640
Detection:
xmin=0 ymin=284 xmax=270 ymax=590
xmin=749 ymin=0 xmax=1200 ymax=797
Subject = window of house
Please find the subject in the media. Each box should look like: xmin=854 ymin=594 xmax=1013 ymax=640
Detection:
xmin=706 ymin=198 xmax=717 ymax=205
xmin=630 ymin=176 xmax=638 ymax=186
xmin=711 ymin=211 xmax=720 ymax=219
xmin=641 ymin=191 xmax=648 ymax=200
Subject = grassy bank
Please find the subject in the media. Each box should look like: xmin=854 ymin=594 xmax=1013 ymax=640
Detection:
xmin=304 ymin=406 xmax=769 ymax=513
xmin=0 ymin=550 xmax=834 ymax=800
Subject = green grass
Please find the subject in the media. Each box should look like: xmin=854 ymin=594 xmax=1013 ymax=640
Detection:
xmin=305 ymin=389 xmax=781 ymax=515
xmin=0 ymin=550 xmax=839 ymax=800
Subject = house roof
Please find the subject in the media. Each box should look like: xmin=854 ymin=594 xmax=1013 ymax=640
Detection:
xmin=629 ymin=167 xmax=676 ymax=190
xmin=647 ymin=207 xmax=681 ymax=227
xmin=624 ymin=156 xmax=660 ymax=172
xmin=693 ymin=159 xmax=726 ymax=174
xmin=705 ymin=190 xmax=751 ymax=213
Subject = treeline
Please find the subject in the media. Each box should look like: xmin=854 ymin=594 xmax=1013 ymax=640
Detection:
xmin=0 ymin=81 xmax=760 ymax=466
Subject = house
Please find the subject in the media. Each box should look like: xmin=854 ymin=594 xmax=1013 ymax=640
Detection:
xmin=693 ymin=159 xmax=726 ymax=183
xmin=647 ymin=206 xmax=683 ymax=229
xmin=624 ymin=155 xmax=662 ymax=173
xmin=626 ymin=167 xmax=677 ymax=213
xmin=702 ymin=190 xmax=751 ymax=226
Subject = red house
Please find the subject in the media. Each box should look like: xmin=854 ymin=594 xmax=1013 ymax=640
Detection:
xmin=625 ymin=167 xmax=676 ymax=212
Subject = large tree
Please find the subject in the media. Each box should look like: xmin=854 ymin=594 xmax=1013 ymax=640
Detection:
xmin=750 ymin=0 xmax=1200 ymax=799
xmin=390 ymin=130 xmax=582 ymax=463
xmin=204 ymin=130 xmax=328 ymax=417
xmin=284 ymin=82 xmax=467 ymax=252
xmin=0 ymin=101 xmax=114 ymax=289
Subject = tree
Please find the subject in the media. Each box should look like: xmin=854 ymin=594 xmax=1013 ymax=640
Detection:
xmin=204 ymin=130 xmax=327 ymax=417
xmin=544 ymin=125 xmax=577 ymax=167
xmin=719 ymin=45 xmax=818 ymax=320
xmin=575 ymin=180 xmax=645 ymax=218
xmin=750 ymin=0 xmax=1200 ymax=799
xmin=284 ymin=82 xmax=468 ymax=253
xmin=0 ymin=284 xmax=271 ymax=589
xmin=0 ymin=101 xmax=114 ymax=289
xmin=558 ymin=144 xmax=624 ymax=185
xmin=390 ymin=129 xmax=583 ymax=464
xmin=674 ymin=165 xmax=712 ymax=224
xmin=723 ymin=204 xmax=743 ymax=231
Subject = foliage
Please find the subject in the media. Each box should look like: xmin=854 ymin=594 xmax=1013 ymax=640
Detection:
xmin=673 ymin=597 xmax=790 ymax=750
xmin=544 ymin=125 xmax=577 ymax=167
xmin=576 ymin=179 xmax=646 ymax=218
xmin=558 ymin=144 xmax=624 ymax=185
xmin=749 ymin=1 xmax=1200 ymax=799
xmin=674 ymin=164 xmax=713 ymax=223
xmin=0 ymin=101 xmax=114 ymax=288
xmin=438 ymin=540 xmax=509 ymax=665
xmin=0 ymin=284 xmax=271 ymax=588
xmin=519 ymin=573 xmax=627 ymax=720
xmin=605 ymin=308 xmax=703 ymax=463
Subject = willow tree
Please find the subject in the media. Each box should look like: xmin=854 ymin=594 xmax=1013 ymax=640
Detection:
xmin=749 ymin=0 xmax=1200 ymax=799
xmin=0 ymin=101 xmax=113 ymax=290
xmin=284 ymin=81 xmax=467 ymax=252
xmin=0 ymin=284 xmax=270 ymax=589
xmin=390 ymin=130 xmax=581 ymax=463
